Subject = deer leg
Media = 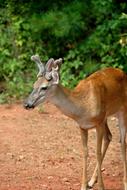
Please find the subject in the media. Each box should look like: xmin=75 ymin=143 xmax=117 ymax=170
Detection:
xmin=121 ymin=137 xmax=127 ymax=190
xmin=88 ymin=122 xmax=112 ymax=188
xmin=80 ymin=128 xmax=88 ymax=190
xmin=96 ymin=125 xmax=105 ymax=190
xmin=118 ymin=109 xmax=127 ymax=190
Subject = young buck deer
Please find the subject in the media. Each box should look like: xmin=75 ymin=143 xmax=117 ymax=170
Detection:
xmin=24 ymin=55 xmax=127 ymax=190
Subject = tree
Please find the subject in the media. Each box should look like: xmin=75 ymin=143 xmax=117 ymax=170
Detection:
xmin=0 ymin=0 xmax=127 ymax=102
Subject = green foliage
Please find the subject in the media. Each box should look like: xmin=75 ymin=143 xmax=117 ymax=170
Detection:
xmin=0 ymin=0 xmax=127 ymax=102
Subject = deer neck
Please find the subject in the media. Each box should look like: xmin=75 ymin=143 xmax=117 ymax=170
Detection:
xmin=50 ymin=84 xmax=84 ymax=119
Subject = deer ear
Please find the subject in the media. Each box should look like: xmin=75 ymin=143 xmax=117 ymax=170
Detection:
xmin=51 ymin=58 xmax=62 ymax=84
xmin=46 ymin=58 xmax=54 ymax=72
xmin=52 ymin=70 xmax=59 ymax=84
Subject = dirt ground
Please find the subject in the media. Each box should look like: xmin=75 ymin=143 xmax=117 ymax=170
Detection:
xmin=0 ymin=102 xmax=125 ymax=190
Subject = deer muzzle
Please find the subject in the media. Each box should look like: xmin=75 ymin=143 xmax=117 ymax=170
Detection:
xmin=24 ymin=102 xmax=35 ymax=109
xmin=24 ymin=89 xmax=38 ymax=109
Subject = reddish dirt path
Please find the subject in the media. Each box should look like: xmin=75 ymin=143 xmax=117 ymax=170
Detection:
xmin=0 ymin=103 xmax=125 ymax=190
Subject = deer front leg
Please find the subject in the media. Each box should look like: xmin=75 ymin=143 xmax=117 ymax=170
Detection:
xmin=80 ymin=128 xmax=88 ymax=190
xmin=96 ymin=125 xmax=105 ymax=190
xmin=88 ymin=122 xmax=112 ymax=188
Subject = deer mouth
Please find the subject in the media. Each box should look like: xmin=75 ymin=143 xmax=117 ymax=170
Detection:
xmin=24 ymin=102 xmax=35 ymax=109
xmin=24 ymin=95 xmax=45 ymax=110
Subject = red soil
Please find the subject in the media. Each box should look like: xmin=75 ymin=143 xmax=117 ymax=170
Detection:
xmin=0 ymin=103 xmax=124 ymax=190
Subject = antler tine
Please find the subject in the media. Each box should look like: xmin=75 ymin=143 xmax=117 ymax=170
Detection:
xmin=31 ymin=55 xmax=45 ymax=76
xmin=54 ymin=58 xmax=63 ymax=67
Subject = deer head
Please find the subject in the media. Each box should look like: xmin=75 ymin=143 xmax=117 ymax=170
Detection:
xmin=24 ymin=55 xmax=62 ymax=109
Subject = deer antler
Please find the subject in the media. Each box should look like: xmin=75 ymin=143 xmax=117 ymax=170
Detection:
xmin=31 ymin=55 xmax=45 ymax=77
xmin=54 ymin=58 xmax=62 ymax=69
xmin=45 ymin=58 xmax=62 ymax=80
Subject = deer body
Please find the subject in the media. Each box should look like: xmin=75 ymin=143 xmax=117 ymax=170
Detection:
xmin=49 ymin=68 xmax=126 ymax=130
xmin=24 ymin=55 xmax=127 ymax=190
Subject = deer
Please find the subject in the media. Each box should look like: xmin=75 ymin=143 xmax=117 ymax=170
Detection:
xmin=24 ymin=54 xmax=127 ymax=190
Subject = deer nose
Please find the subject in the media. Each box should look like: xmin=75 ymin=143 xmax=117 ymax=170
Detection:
xmin=24 ymin=102 xmax=35 ymax=109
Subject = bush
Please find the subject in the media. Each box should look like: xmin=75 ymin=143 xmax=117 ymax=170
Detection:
xmin=0 ymin=0 xmax=127 ymax=102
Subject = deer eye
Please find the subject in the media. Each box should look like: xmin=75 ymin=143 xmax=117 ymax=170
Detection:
xmin=40 ymin=85 xmax=48 ymax=90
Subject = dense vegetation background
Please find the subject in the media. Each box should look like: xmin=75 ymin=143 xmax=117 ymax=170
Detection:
xmin=0 ymin=0 xmax=127 ymax=102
